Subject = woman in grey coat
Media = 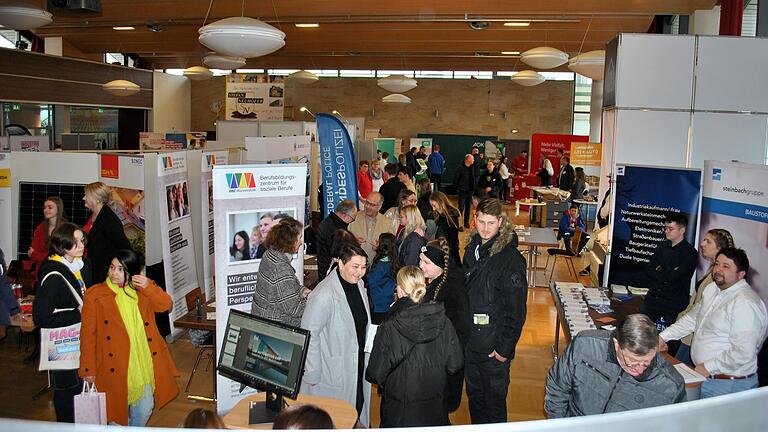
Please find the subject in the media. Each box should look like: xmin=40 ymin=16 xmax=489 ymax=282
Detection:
xmin=251 ymin=217 xmax=307 ymax=327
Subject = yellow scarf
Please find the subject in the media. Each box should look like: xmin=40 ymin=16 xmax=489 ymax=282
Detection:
xmin=48 ymin=255 xmax=85 ymax=295
xmin=106 ymin=278 xmax=155 ymax=404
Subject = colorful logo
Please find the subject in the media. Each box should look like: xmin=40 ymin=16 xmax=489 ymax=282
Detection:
xmin=226 ymin=172 xmax=257 ymax=189
xmin=100 ymin=155 xmax=119 ymax=179
xmin=206 ymin=154 xmax=216 ymax=167
xmin=712 ymin=168 xmax=722 ymax=181
xmin=161 ymin=156 xmax=173 ymax=169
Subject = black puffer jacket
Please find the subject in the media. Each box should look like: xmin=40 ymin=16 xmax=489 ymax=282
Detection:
xmin=366 ymin=300 xmax=463 ymax=427
xmin=32 ymin=259 xmax=93 ymax=329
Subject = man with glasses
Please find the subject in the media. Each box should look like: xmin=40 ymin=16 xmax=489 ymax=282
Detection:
xmin=641 ymin=213 xmax=697 ymax=332
xmin=348 ymin=192 xmax=393 ymax=262
xmin=545 ymin=314 xmax=685 ymax=418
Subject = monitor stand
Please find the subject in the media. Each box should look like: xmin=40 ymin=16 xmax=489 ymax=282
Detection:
xmin=248 ymin=391 xmax=285 ymax=425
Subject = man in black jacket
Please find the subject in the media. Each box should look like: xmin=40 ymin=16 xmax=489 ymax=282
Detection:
xmin=453 ymin=154 xmax=476 ymax=229
xmin=557 ymin=155 xmax=574 ymax=191
xmin=478 ymin=160 xmax=503 ymax=198
xmin=316 ymin=199 xmax=358 ymax=278
xmin=379 ymin=163 xmax=406 ymax=214
xmin=463 ymin=198 xmax=527 ymax=424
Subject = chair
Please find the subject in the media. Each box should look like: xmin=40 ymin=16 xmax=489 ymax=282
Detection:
xmin=547 ymin=228 xmax=583 ymax=283
xmin=183 ymin=288 xmax=214 ymax=395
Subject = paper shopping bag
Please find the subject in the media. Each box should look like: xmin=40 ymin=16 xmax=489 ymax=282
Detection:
xmin=74 ymin=382 xmax=107 ymax=425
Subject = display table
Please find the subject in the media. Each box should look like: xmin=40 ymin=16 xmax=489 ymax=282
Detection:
xmin=515 ymin=198 xmax=547 ymax=227
xmin=223 ymin=393 xmax=358 ymax=429
xmin=517 ymin=228 xmax=559 ymax=287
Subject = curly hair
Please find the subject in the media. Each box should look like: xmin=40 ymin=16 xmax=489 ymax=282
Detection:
xmin=264 ymin=217 xmax=303 ymax=253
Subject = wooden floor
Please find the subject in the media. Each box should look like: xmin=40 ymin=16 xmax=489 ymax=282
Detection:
xmin=0 ymin=205 xmax=592 ymax=427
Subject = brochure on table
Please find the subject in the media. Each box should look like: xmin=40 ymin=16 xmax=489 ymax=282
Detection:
xmin=213 ymin=163 xmax=307 ymax=414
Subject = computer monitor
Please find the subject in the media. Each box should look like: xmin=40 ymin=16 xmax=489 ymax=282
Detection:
xmin=217 ymin=309 xmax=311 ymax=424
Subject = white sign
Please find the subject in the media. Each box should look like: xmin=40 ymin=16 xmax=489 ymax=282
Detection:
xmin=0 ymin=153 xmax=11 ymax=256
xmin=245 ymin=135 xmax=311 ymax=163
xmin=10 ymin=136 xmax=49 ymax=152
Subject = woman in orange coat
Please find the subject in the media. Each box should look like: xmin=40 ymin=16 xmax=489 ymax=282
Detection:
xmin=79 ymin=249 xmax=179 ymax=426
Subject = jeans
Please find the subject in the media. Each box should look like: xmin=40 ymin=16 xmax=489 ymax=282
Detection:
xmin=128 ymin=383 xmax=155 ymax=426
xmin=457 ymin=191 xmax=473 ymax=228
xmin=701 ymin=374 xmax=758 ymax=398
xmin=465 ymin=356 xmax=510 ymax=424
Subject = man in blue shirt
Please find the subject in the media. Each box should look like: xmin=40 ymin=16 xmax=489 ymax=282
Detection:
xmin=559 ymin=204 xmax=589 ymax=252
xmin=426 ymin=144 xmax=445 ymax=191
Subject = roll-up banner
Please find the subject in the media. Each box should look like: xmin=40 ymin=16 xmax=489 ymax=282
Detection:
xmin=0 ymin=153 xmax=11 ymax=256
xmin=701 ymin=161 xmax=768 ymax=304
xmin=530 ymin=133 xmax=589 ymax=184
xmin=213 ymin=163 xmax=307 ymax=414
xmin=156 ymin=152 xmax=199 ymax=335
xmin=201 ymin=151 xmax=228 ymax=301
xmin=317 ymin=113 xmax=358 ymax=217
xmin=607 ymin=165 xmax=701 ymax=289
xmin=99 ymin=155 xmax=146 ymax=255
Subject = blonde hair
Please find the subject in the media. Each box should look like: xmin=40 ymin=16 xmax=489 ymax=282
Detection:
xmin=429 ymin=191 xmax=459 ymax=229
xmin=400 ymin=205 xmax=425 ymax=238
xmin=84 ymin=181 xmax=112 ymax=206
xmin=396 ymin=265 xmax=427 ymax=304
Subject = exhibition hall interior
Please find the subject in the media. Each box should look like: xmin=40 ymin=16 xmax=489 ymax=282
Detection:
xmin=1 ymin=0 xmax=767 ymax=431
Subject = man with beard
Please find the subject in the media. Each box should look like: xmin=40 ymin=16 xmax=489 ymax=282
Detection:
xmin=545 ymin=314 xmax=685 ymax=418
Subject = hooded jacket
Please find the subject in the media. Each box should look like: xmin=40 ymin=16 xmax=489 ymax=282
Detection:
xmin=463 ymin=221 xmax=528 ymax=361
xmin=366 ymin=300 xmax=463 ymax=427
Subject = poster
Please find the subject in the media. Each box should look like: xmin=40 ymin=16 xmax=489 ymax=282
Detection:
xmin=530 ymin=133 xmax=589 ymax=183
xmin=164 ymin=133 xmax=187 ymax=150
xmin=570 ymin=141 xmax=603 ymax=193
xmin=225 ymin=74 xmax=285 ymax=121
xmin=318 ymin=113 xmax=359 ymax=217
xmin=213 ymin=163 xmax=307 ymax=414
xmin=10 ymin=136 xmax=49 ymax=152
xmin=701 ymin=161 xmax=768 ymax=305
xmin=245 ymin=135 xmax=311 ymax=164
xmin=187 ymin=132 xmax=207 ymax=150
xmin=0 ymin=153 xmax=11 ymax=256
xmin=607 ymin=165 xmax=701 ymax=289
xmin=200 ymin=151 xmax=228 ymax=301
xmin=157 ymin=152 xmax=199 ymax=335
xmin=99 ymin=155 xmax=146 ymax=254
xmin=409 ymin=137 xmax=432 ymax=155
xmin=139 ymin=132 xmax=164 ymax=151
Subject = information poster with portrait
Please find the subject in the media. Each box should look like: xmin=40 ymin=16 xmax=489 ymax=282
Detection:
xmin=200 ymin=151 xmax=228 ymax=301
xmin=213 ymin=163 xmax=307 ymax=414
xmin=157 ymin=151 xmax=199 ymax=335
xmin=99 ymin=154 xmax=146 ymax=254
xmin=225 ymin=74 xmax=284 ymax=121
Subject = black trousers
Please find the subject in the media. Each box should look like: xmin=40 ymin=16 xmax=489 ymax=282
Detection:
xmin=457 ymin=191 xmax=473 ymax=228
xmin=51 ymin=369 xmax=83 ymax=423
xmin=446 ymin=367 xmax=465 ymax=413
xmin=465 ymin=356 xmax=510 ymax=424
xmin=430 ymin=174 xmax=443 ymax=192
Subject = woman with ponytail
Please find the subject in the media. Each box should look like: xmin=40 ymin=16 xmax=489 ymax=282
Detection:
xmin=366 ymin=266 xmax=463 ymax=427
xmin=419 ymin=238 xmax=470 ymax=412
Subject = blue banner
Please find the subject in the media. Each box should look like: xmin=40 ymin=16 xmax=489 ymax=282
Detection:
xmin=607 ymin=165 xmax=701 ymax=288
xmin=317 ymin=113 xmax=358 ymax=217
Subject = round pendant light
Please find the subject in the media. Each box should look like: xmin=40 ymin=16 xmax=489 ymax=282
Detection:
xmin=183 ymin=66 xmax=214 ymax=80
xmin=382 ymin=94 xmax=412 ymax=104
xmin=203 ymin=54 xmax=246 ymax=70
xmin=102 ymin=80 xmax=141 ymax=96
xmin=568 ymin=50 xmax=606 ymax=80
xmin=198 ymin=17 xmax=285 ymax=58
xmin=0 ymin=3 xmax=52 ymax=30
xmin=377 ymin=74 xmax=418 ymax=93
xmin=289 ymin=70 xmax=319 ymax=84
xmin=511 ymin=70 xmax=545 ymax=87
xmin=520 ymin=47 xmax=569 ymax=70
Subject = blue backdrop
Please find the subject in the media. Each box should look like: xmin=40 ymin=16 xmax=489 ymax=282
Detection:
xmin=317 ymin=113 xmax=358 ymax=217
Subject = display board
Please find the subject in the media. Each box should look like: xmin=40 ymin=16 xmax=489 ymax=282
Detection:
xmin=530 ymin=133 xmax=589 ymax=185
xmin=318 ymin=113 xmax=358 ymax=217
xmin=200 ymin=151 xmax=228 ymax=300
xmin=99 ymin=154 xmax=146 ymax=254
xmin=225 ymin=74 xmax=284 ymax=121
xmin=10 ymin=136 xmax=49 ymax=152
xmin=0 ymin=153 xmax=10 ymax=256
xmin=245 ymin=135 xmax=311 ymax=163
xmin=213 ymin=163 xmax=307 ymax=414
xmin=416 ymin=133 xmax=497 ymax=186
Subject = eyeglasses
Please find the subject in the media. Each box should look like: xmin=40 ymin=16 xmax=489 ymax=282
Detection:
xmin=364 ymin=200 xmax=383 ymax=207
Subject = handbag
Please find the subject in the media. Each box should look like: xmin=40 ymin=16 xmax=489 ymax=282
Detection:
xmin=39 ymin=271 xmax=83 ymax=371
xmin=74 ymin=382 xmax=107 ymax=425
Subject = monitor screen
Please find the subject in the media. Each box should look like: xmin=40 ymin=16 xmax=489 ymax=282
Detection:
xmin=217 ymin=309 xmax=310 ymax=400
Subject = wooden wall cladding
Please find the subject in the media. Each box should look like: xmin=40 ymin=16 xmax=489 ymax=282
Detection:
xmin=0 ymin=48 xmax=152 ymax=108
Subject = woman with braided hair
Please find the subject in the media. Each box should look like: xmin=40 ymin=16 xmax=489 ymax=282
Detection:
xmin=419 ymin=237 xmax=470 ymax=412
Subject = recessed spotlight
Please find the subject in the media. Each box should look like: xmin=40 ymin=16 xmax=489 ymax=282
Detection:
xmin=295 ymin=23 xmax=319 ymax=28
xmin=511 ymin=129 xmax=519 ymax=133
xmin=503 ymin=22 xmax=530 ymax=27
xmin=113 ymin=26 xmax=135 ymax=31
xmin=501 ymin=51 xmax=520 ymax=55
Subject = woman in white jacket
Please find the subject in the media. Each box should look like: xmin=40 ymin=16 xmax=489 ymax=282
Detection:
xmin=300 ymin=244 xmax=371 ymax=426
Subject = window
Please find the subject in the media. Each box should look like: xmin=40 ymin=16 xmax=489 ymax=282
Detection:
xmin=235 ymin=69 xmax=265 ymax=74
xmin=453 ymin=71 xmax=493 ymax=80
xmin=414 ymin=70 xmax=454 ymax=79
xmin=339 ymin=70 xmax=376 ymax=77
xmin=742 ymin=0 xmax=759 ymax=37
xmin=572 ymin=74 xmax=592 ymax=135
xmin=376 ymin=70 xmax=415 ymax=78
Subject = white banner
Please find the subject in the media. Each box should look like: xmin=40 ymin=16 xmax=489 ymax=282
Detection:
xmin=0 ymin=153 xmax=11 ymax=256
xmin=213 ymin=163 xmax=307 ymax=414
xmin=156 ymin=152 xmax=199 ymax=335
xmin=99 ymin=155 xmax=146 ymax=255
xmin=245 ymin=135 xmax=311 ymax=163
xmin=201 ymin=151 xmax=229 ymax=301
xmin=10 ymin=136 xmax=49 ymax=152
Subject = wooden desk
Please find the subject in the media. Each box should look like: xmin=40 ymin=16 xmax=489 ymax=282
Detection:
xmin=223 ymin=393 xmax=358 ymax=429
xmin=517 ymin=228 xmax=559 ymax=287
xmin=174 ymin=303 xmax=216 ymax=332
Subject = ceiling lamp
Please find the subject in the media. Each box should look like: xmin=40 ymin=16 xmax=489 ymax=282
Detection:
xmin=203 ymin=54 xmax=246 ymax=70
xmin=0 ymin=3 xmax=53 ymax=30
xmin=198 ymin=17 xmax=285 ymax=58
xmin=511 ymin=70 xmax=545 ymax=87
xmin=520 ymin=47 xmax=569 ymax=69
xmin=183 ymin=66 xmax=214 ymax=80
xmin=102 ymin=79 xmax=141 ymax=96
xmin=377 ymin=75 xmax=417 ymax=93
xmin=289 ymin=70 xmax=319 ymax=84
xmin=568 ymin=50 xmax=606 ymax=80
xmin=382 ymin=94 xmax=412 ymax=104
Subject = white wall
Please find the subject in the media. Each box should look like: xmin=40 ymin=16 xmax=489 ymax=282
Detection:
xmin=150 ymin=72 xmax=191 ymax=133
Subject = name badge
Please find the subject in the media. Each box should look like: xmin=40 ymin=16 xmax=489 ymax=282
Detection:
xmin=473 ymin=314 xmax=490 ymax=325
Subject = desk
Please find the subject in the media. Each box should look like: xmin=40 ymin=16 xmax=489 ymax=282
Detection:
xmin=518 ymin=228 xmax=559 ymax=287
xmin=573 ymin=199 xmax=598 ymax=228
xmin=223 ymin=393 xmax=358 ymax=429
xmin=530 ymin=186 xmax=570 ymax=200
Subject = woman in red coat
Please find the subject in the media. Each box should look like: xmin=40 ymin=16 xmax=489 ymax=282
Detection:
xmin=358 ymin=160 xmax=373 ymax=199
xmin=79 ymin=249 xmax=179 ymax=426
xmin=28 ymin=196 xmax=67 ymax=274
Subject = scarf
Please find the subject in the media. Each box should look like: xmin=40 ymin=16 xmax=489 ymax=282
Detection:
xmin=370 ymin=167 xmax=382 ymax=180
xmin=48 ymin=255 xmax=85 ymax=295
xmin=106 ymin=278 xmax=155 ymax=404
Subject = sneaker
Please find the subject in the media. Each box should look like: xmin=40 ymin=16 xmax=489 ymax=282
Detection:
xmin=579 ymin=269 xmax=589 ymax=276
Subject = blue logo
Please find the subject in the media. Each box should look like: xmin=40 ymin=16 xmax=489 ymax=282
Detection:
xmin=712 ymin=168 xmax=722 ymax=181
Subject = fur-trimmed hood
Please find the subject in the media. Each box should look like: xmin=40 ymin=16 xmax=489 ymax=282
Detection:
xmin=469 ymin=217 xmax=519 ymax=257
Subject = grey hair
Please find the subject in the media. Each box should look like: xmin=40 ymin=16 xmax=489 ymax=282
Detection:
xmin=335 ymin=199 xmax=357 ymax=217
xmin=614 ymin=314 xmax=659 ymax=355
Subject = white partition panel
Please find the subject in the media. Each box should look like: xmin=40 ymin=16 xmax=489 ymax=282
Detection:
xmin=613 ymin=110 xmax=690 ymax=168
xmin=690 ymin=112 xmax=768 ymax=167
xmin=615 ymin=34 xmax=696 ymax=110
xmin=215 ymin=120 xmax=259 ymax=143
xmin=694 ymin=37 xmax=768 ymax=113
xmin=258 ymin=120 xmax=305 ymax=137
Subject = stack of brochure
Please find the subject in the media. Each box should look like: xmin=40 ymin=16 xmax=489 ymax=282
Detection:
xmin=628 ymin=286 xmax=649 ymax=296
xmin=555 ymin=282 xmax=596 ymax=336
xmin=583 ymin=287 xmax=610 ymax=306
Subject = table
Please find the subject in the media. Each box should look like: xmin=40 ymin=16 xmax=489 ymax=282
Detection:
xmin=573 ymin=199 xmax=599 ymax=228
xmin=223 ymin=393 xmax=358 ymax=429
xmin=517 ymin=228 xmax=559 ymax=287
xmin=530 ymin=186 xmax=570 ymax=200
xmin=174 ymin=302 xmax=217 ymax=401
xmin=515 ymin=198 xmax=547 ymax=227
